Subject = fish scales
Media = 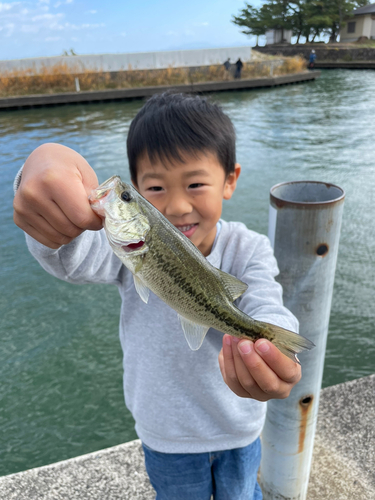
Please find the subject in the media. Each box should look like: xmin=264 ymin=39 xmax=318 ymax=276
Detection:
xmin=140 ymin=225 xmax=250 ymax=334
xmin=89 ymin=176 xmax=315 ymax=361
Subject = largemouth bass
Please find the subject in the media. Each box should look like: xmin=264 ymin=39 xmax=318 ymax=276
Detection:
xmin=89 ymin=176 xmax=314 ymax=362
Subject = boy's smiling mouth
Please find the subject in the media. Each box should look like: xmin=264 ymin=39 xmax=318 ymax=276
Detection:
xmin=175 ymin=223 xmax=198 ymax=238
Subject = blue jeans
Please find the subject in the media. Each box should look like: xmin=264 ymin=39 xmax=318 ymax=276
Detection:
xmin=142 ymin=438 xmax=263 ymax=500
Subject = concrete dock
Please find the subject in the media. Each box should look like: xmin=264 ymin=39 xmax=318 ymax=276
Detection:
xmin=0 ymin=71 xmax=320 ymax=110
xmin=0 ymin=373 xmax=374 ymax=499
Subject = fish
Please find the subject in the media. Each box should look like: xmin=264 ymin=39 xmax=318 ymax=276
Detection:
xmin=89 ymin=175 xmax=314 ymax=362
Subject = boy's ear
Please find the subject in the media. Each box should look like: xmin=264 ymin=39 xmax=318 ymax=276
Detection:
xmin=223 ymin=163 xmax=241 ymax=200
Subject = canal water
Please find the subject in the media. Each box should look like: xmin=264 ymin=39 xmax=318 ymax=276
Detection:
xmin=1 ymin=70 xmax=374 ymax=476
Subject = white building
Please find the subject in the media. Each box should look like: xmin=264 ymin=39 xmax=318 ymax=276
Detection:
xmin=266 ymin=29 xmax=292 ymax=45
xmin=339 ymin=3 xmax=375 ymax=42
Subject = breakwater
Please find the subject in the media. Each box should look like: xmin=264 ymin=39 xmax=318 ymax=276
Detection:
xmin=254 ymin=44 xmax=375 ymax=68
xmin=0 ymin=71 xmax=320 ymax=110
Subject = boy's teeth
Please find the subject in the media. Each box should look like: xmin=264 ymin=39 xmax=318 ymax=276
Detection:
xmin=177 ymin=224 xmax=195 ymax=232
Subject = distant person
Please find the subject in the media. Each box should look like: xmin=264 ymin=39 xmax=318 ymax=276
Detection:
xmin=235 ymin=57 xmax=243 ymax=79
xmin=223 ymin=57 xmax=231 ymax=71
xmin=309 ymin=50 xmax=316 ymax=69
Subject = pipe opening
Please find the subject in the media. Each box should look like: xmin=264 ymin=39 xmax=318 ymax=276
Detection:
xmin=270 ymin=181 xmax=345 ymax=207
xmin=316 ymin=244 xmax=329 ymax=256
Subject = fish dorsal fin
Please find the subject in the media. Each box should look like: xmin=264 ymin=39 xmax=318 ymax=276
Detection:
xmin=133 ymin=274 xmax=150 ymax=304
xmin=216 ymin=269 xmax=248 ymax=302
xmin=178 ymin=314 xmax=209 ymax=351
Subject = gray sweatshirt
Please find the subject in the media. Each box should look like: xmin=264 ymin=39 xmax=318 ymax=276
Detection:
xmin=25 ymin=219 xmax=298 ymax=454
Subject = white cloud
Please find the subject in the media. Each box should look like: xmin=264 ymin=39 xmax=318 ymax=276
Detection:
xmin=3 ymin=22 xmax=14 ymax=37
xmin=0 ymin=3 xmax=12 ymax=13
xmin=45 ymin=21 xmax=105 ymax=31
xmin=45 ymin=36 xmax=61 ymax=41
xmin=54 ymin=0 xmax=72 ymax=7
xmin=32 ymin=13 xmax=63 ymax=21
xmin=194 ymin=22 xmax=209 ymax=27
xmin=87 ymin=10 xmax=96 ymax=14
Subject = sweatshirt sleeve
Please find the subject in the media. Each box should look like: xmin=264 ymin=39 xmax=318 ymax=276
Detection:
xmin=223 ymin=224 xmax=299 ymax=334
xmin=25 ymin=229 xmax=125 ymax=286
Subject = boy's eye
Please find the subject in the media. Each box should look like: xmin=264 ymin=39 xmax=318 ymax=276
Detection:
xmin=148 ymin=186 xmax=163 ymax=192
xmin=189 ymin=183 xmax=204 ymax=189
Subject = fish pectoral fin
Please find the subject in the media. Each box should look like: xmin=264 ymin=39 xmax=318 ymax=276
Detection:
xmin=133 ymin=275 xmax=150 ymax=304
xmin=178 ymin=315 xmax=209 ymax=351
xmin=216 ymin=269 xmax=248 ymax=301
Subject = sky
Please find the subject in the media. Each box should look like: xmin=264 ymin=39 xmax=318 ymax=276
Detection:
xmin=0 ymin=0 xmax=263 ymax=61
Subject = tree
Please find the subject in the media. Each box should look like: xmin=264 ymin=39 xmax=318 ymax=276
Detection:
xmin=232 ymin=0 xmax=370 ymax=45
xmin=232 ymin=4 xmax=267 ymax=45
xmin=233 ymin=1 xmax=305 ymax=43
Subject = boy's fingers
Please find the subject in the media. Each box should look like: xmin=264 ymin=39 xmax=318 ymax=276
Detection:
xmin=47 ymin=176 xmax=102 ymax=231
xmin=15 ymin=196 xmax=84 ymax=241
xmin=14 ymin=196 xmax=82 ymax=247
xmin=13 ymin=218 xmax=67 ymax=249
xmin=230 ymin=338 xmax=259 ymax=394
xmin=237 ymin=340 xmax=299 ymax=399
xmin=220 ymin=335 xmax=251 ymax=398
xmin=222 ymin=336 xmax=280 ymax=401
xmin=253 ymin=340 xmax=301 ymax=384
xmin=17 ymin=143 xmax=102 ymax=235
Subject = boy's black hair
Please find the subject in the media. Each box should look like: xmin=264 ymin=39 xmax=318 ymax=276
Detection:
xmin=127 ymin=92 xmax=236 ymax=184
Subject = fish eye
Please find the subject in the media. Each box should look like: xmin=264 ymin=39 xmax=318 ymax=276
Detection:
xmin=121 ymin=191 xmax=132 ymax=202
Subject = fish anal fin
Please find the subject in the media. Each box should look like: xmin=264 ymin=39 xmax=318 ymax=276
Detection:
xmin=133 ymin=274 xmax=150 ymax=304
xmin=217 ymin=269 xmax=248 ymax=302
xmin=178 ymin=314 xmax=209 ymax=351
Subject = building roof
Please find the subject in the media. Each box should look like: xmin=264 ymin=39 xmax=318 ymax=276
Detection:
xmin=353 ymin=3 xmax=375 ymax=15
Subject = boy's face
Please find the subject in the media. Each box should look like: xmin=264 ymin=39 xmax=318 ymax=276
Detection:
xmin=134 ymin=151 xmax=240 ymax=256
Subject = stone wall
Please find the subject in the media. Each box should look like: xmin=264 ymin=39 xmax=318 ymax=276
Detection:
xmin=254 ymin=44 xmax=375 ymax=61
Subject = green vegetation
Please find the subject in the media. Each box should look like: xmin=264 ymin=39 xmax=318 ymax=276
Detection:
xmin=233 ymin=0 xmax=370 ymax=43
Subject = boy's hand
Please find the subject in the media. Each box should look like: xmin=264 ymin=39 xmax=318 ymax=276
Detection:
xmin=13 ymin=143 xmax=102 ymax=249
xmin=218 ymin=334 xmax=301 ymax=401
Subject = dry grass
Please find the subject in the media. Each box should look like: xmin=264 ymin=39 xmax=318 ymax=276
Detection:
xmin=277 ymin=56 xmax=307 ymax=74
xmin=0 ymin=56 xmax=308 ymax=98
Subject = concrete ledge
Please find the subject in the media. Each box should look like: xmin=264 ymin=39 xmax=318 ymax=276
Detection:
xmin=1 ymin=374 xmax=374 ymax=499
xmin=0 ymin=71 xmax=320 ymax=110
xmin=0 ymin=440 xmax=154 ymax=500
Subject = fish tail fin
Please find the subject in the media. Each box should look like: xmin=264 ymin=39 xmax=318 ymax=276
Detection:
xmin=266 ymin=323 xmax=315 ymax=364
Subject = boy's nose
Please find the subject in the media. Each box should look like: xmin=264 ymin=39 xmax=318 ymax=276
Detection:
xmin=164 ymin=195 xmax=192 ymax=218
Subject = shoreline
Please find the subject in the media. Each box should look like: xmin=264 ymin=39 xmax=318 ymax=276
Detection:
xmin=0 ymin=71 xmax=320 ymax=110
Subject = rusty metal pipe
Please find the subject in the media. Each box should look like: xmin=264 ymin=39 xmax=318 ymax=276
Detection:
xmin=260 ymin=181 xmax=345 ymax=500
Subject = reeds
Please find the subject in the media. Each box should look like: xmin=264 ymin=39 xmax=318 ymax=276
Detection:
xmin=0 ymin=56 xmax=307 ymax=98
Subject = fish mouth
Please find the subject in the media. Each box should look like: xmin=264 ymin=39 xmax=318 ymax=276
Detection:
xmin=121 ymin=240 xmax=145 ymax=253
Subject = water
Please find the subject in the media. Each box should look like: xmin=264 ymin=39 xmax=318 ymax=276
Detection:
xmin=1 ymin=70 xmax=374 ymax=476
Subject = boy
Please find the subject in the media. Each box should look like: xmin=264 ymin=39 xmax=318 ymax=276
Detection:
xmin=13 ymin=93 xmax=301 ymax=500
